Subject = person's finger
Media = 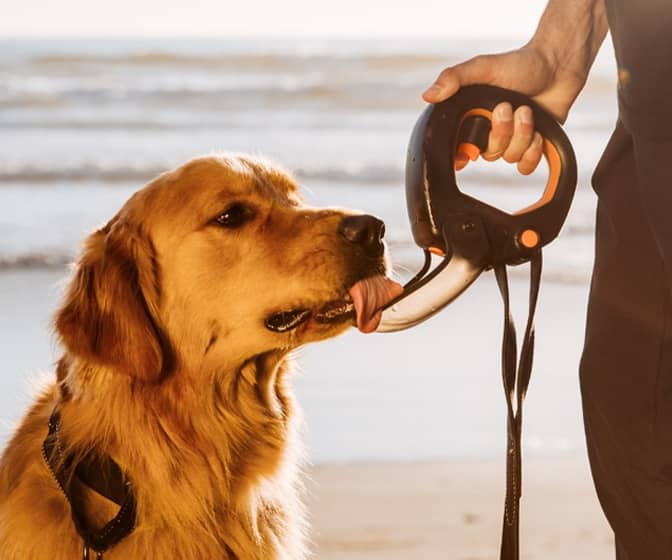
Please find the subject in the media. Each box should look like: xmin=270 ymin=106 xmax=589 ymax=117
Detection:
xmin=502 ymin=105 xmax=535 ymax=163
xmin=422 ymin=67 xmax=460 ymax=103
xmin=517 ymin=132 xmax=544 ymax=175
xmin=482 ymin=102 xmax=514 ymax=161
xmin=422 ymin=55 xmax=494 ymax=103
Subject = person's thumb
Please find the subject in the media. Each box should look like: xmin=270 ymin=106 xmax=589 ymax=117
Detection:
xmin=422 ymin=56 xmax=494 ymax=103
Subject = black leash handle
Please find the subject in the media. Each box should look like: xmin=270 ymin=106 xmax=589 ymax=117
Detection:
xmin=495 ymin=252 xmax=543 ymax=560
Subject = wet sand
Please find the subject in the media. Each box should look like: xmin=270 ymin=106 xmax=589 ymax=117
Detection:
xmin=308 ymin=459 xmax=613 ymax=559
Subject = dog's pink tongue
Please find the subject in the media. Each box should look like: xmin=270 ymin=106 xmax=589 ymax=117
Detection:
xmin=349 ymin=275 xmax=404 ymax=333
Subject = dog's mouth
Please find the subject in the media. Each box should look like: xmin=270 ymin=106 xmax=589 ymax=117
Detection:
xmin=265 ymin=274 xmax=403 ymax=335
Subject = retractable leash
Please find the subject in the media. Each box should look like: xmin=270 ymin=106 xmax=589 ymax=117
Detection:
xmin=376 ymin=85 xmax=577 ymax=559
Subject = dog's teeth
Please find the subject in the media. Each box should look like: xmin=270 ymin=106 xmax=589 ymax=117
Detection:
xmin=265 ymin=309 xmax=311 ymax=332
xmin=313 ymin=299 xmax=355 ymax=324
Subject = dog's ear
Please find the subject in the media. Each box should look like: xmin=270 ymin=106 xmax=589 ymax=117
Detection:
xmin=55 ymin=217 xmax=167 ymax=382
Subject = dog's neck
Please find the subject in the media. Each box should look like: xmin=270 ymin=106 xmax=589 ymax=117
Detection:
xmin=54 ymin=350 xmax=306 ymax=558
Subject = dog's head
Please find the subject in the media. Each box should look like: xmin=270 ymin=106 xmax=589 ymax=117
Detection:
xmin=55 ymin=154 xmax=401 ymax=382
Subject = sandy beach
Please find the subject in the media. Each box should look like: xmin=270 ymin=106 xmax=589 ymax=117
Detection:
xmin=308 ymin=460 xmax=613 ymax=559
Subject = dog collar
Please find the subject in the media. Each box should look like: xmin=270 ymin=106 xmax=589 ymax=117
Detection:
xmin=42 ymin=410 xmax=136 ymax=559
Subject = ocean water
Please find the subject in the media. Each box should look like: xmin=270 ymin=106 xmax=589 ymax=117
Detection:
xmin=1 ymin=37 xmax=617 ymax=278
xmin=0 ymin=38 xmax=618 ymax=461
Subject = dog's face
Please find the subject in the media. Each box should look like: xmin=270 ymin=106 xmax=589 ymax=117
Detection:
xmin=56 ymin=155 xmax=401 ymax=381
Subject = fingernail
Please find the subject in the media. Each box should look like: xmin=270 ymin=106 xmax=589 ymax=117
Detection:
xmin=534 ymin=132 xmax=543 ymax=146
xmin=423 ymin=83 xmax=442 ymax=95
xmin=494 ymin=104 xmax=512 ymax=122
xmin=519 ymin=107 xmax=533 ymax=125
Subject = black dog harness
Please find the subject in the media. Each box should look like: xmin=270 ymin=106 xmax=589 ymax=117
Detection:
xmin=42 ymin=410 xmax=136 ymax=559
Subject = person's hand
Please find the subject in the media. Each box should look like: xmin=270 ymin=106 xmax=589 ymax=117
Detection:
xmin=422 ymin=45 xmax=583 ymax=174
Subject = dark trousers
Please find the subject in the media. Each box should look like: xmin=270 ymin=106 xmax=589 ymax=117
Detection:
xmin=580 ymin=121 xmax=672 ymax=559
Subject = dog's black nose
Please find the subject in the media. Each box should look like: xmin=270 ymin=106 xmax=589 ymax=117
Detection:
xmin=339 ymin=215 xmax=385 ymax=256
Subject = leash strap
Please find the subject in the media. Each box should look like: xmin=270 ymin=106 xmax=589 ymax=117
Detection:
xmin=494 ymin=251 xmax=542 ymax=560
xmin=42 ymin=411 xmax=137 ymax=558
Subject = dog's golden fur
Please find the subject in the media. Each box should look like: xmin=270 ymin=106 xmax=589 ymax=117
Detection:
xmin=0 ymin=154 xmax=389 ymax=559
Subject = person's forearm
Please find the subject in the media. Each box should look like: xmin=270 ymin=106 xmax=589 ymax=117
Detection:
xmin=529 ymin=0 xmax=608 ymax=89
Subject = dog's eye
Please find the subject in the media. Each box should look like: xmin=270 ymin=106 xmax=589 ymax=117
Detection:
xmin=214 ymin=203 xmax=254 ymax=229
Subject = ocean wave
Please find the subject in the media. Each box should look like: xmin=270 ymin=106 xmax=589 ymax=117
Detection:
xmin=0 ymin=162 xmax=405 ymax=184
xmin=0 ymin=81 xmax=425 ymax=113
xmin=0 ymin=71 xmax=615 ymax=115
xmin=0 ymin=252 xmax=73 ymax=270
xmin=0 ymin=114 xmax=410 ymax=131
xmin=0 ymin=164 xmax=166 ymax=183
xmin=0 ymin=119 xmax=196 ymax=130
xmin=29 ymin=52 xmax=451 ymax=71
xmin=296 ymin=165 xmax=403 ymax=184
xmin=0 ymin=161 xmax=596 ymax=188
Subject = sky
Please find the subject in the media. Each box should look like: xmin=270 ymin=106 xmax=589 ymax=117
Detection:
xmin=1 ymin=0 xmax=547 ymax=38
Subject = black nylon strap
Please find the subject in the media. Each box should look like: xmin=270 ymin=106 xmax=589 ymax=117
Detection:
xmin=494 ymin=252 xmax=542 ymax=560
xmin=42 ymin=411 xmax=136 ymax=558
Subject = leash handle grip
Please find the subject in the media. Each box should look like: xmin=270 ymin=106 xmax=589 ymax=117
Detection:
xmin=406 ymin=84 xmax=577 ymax=263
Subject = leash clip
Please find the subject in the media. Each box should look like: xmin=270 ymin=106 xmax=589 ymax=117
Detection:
xmin=82 ymin=543 xmax=104 ymax=560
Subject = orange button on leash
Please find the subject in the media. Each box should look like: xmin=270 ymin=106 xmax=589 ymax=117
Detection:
xmin=519 ymin=229 xmax=540 ymax=249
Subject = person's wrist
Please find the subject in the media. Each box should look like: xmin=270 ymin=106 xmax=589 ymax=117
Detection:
xmin=520 ymin=39 xmax=584 ymax=120
xmin=524 ymin=37 xmax=561 ymax=77
xmin=526 ymin=35 xmax=589 ymax=96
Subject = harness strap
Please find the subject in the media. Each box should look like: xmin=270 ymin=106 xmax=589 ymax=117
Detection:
xmin=494 ymin=251 xmax=542 ymax=560
xmin=42 ymin=411 xmax=137 ymax=558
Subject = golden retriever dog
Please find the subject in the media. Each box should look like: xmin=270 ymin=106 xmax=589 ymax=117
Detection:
xmin=0 ymin=154 xmax=402 ymax=559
